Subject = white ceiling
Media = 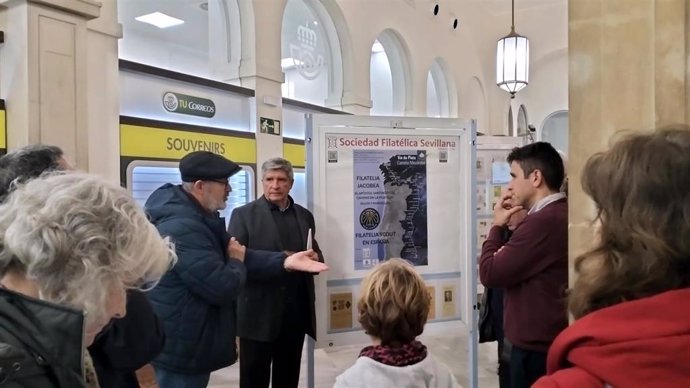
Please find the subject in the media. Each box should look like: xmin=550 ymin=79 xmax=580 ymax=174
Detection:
xmin=468 ymin=0 xmax=567 ymax=16
xmin=117 ymin=0 xmax=567 ymax=60
xmin=119 ymin=0 xmax=210 ymax=51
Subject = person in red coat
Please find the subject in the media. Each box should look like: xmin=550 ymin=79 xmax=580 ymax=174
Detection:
xmin=534 ymin=127 xmax=690 ymax=388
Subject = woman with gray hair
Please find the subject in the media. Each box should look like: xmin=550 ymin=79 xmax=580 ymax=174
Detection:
xmin=0 ymin=172 xmax=176 ymax=387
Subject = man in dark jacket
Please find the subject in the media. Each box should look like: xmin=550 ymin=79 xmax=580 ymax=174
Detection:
xmin=145 ymin=151 xmax=326 ymax=388
xmin=88 ymin=291 xmax=166 ymax=388
xmin=228 ymin=157 xmax=324 ymax=388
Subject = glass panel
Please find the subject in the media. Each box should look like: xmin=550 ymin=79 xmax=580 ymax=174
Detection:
xmin=292 ymin=170 xmax=307 ymax=207
xmin=370 ymin=40 xmax=394 ymax=115
xmin=281 ymin=0 xmax=330 ymax=105
xmin=516 ymin=37 xmax=529 ymax=82
xmin=496 ymin=39 xmax=505 ymax=83
xmin=504 ymin=37 xmax=517 ymax=82
xmin=131 ymin=165 xmax=253 ymax=227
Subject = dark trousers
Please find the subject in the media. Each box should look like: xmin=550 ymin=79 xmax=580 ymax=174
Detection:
xmin=497 ymin=337 xmax=511 ymax=388
xmin=154 ymin=367 xmax=210 ymax=388
xmin=509 ymin=345 xmax=547 ymax=388
xmin=239 ymin=329 xmax=306 ymax=388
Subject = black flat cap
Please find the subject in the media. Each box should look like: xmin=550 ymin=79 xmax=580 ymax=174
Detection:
xmin=179 ymin=151 xmax=241 ymax=182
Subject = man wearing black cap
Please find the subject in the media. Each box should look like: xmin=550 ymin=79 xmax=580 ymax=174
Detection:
xmin=144 ymin=151 xmax=327 ymax=388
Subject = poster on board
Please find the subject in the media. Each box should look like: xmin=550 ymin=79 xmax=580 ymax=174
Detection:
xmin=353 ymin=149 xmax=428 ymax=269
xmin=306 ymin=114 xmax=478 ymax=388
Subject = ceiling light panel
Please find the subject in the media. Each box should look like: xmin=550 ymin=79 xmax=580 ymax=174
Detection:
xmin=135 ymin=12 xmax=184 ymax=29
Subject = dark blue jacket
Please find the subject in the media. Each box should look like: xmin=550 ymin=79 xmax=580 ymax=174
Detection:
xmin=145 ymin=184 xmax=285 ymax=374
xmin=88 ymin=290 xmax=165 ymax=388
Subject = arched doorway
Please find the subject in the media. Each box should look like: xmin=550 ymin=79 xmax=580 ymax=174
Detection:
xmin=370 ymin=29 xmax=412 ymax=116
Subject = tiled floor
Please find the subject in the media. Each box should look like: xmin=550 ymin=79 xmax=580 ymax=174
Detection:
xmin=208 ymin=322 xmax=500 ymax=388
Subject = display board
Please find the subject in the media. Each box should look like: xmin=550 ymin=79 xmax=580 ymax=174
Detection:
xmin=475 ymin=136 xmax=525 ymax=294
xmin=306 ymin=114 xmax=477 ymax=387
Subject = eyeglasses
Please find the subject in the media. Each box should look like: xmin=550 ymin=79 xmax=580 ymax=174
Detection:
xmin=205 ymin=179 xmax=230 ymax=187
xmin=138 ymin=278 xmax=161 ymax=292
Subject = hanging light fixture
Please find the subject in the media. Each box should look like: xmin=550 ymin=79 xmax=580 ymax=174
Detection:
xmin=496 ymin=0 xmax=529 ymax=98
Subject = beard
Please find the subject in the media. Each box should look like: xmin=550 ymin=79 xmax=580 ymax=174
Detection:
xmin=203 ymin=192 xmax=227 ymax=212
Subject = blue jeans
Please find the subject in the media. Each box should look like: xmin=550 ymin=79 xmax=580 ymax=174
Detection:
xmin=154 ymin=367 xmax=210 ymax=388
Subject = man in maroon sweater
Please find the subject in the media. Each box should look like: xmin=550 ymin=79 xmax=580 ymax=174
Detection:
xmin=479 ymin=142 xmax=568 ymax=388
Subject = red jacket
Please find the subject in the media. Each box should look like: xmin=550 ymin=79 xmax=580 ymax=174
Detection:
xmin=534 ymin=288 xmax=690 ymax=388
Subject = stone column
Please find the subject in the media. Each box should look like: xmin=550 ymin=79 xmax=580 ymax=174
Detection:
xmin=568 ymin=0 xmax=689 ymax=283
xmin=85 ymin=0 xmax=122 ymax=181
xmin=239 ymin=0 xmax=287 ymax=196
xmin=0 ymin=0 xmax=100 ymax=170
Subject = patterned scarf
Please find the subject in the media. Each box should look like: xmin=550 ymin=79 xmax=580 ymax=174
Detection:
xmin=359 ymin=340 xmax=428 ymax=367
xmin=84 ymin=352 xmax=101 ymax=388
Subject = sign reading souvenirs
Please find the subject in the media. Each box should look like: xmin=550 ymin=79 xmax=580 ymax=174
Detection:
xmin=162 ymin=92 xmax=216 ymax=118
xmin=120 ymin=123 xmax=255 ymax=164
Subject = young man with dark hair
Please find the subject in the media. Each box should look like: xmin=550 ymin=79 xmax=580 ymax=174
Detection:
xmin=479 ymin=142 xmax=568 ymax=388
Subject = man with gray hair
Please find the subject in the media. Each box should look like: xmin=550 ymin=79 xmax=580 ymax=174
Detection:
xmin=228 ymin=157 xmax=324 ymax=388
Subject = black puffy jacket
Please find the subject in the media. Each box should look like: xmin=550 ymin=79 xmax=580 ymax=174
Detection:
xmin=88 ymin=290 xmax=165 ymax=388
xmin=0 ymin=288 xmax=86 ymax=387
xmin=144 ymin=184 xmax=286 ymax=374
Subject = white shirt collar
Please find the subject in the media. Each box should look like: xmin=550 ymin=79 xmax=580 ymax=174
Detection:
xmin=528 ymin=192 xmax=566 ymax=215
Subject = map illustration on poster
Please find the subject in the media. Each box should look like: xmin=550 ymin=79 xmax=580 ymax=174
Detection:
xmin=353 ymin=149 xmax=428 ymax=270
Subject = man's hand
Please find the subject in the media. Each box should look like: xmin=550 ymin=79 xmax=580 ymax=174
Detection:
xmin=284 ymin=250 xmax=328 ymax=273
xmin=493 ymin=193 xmax=524 ymax=227
xmin=227 ymin=237 xmax=246 ymax=263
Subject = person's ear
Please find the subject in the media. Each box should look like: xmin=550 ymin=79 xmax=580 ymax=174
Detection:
xmin=531 ymin=169 xmax=543 ymax=188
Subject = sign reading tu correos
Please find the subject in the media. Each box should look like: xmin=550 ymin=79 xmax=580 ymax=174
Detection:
xmin=162 ymin=92 xmax=216 ymax=118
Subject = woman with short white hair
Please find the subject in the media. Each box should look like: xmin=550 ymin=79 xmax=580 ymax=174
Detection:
xmin=0 ymin=172 xmax=176 ymax=387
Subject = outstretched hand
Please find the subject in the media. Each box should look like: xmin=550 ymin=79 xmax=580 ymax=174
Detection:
xmin=284 ymin=249 xmax=328 ymax=273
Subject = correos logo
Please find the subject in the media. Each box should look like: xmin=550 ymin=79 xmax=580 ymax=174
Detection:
xmin=162 ymin=92 xmax=179 ymax=112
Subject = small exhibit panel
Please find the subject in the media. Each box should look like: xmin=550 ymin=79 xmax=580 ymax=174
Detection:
xmin=306 ymin=114 xmax=476 ymax=349
xmin=474 ymin=136 xmax=525 ymax=294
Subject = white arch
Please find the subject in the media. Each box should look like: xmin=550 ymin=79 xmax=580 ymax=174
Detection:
xmin=517 ymin=104 xmax=528 ymax=135
xmin=279 ymin=0 xmax=350 ymax=106
xmin=460 ymin=76 xmax=487 ymax=132
xmin=224 ymin=0 xmax=242 ymax=80
xmin=309 ymin=0 xmax=354 ymax=107
xmin=539 ymin=110 xmax=569 ymax=154
xmin=371 ymin=29 xmax=413 ymax=115
xmin=427 ymin=57 xmax=459 ymax=118
xmin=237 ymin=0 xmax=256 ymax=77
